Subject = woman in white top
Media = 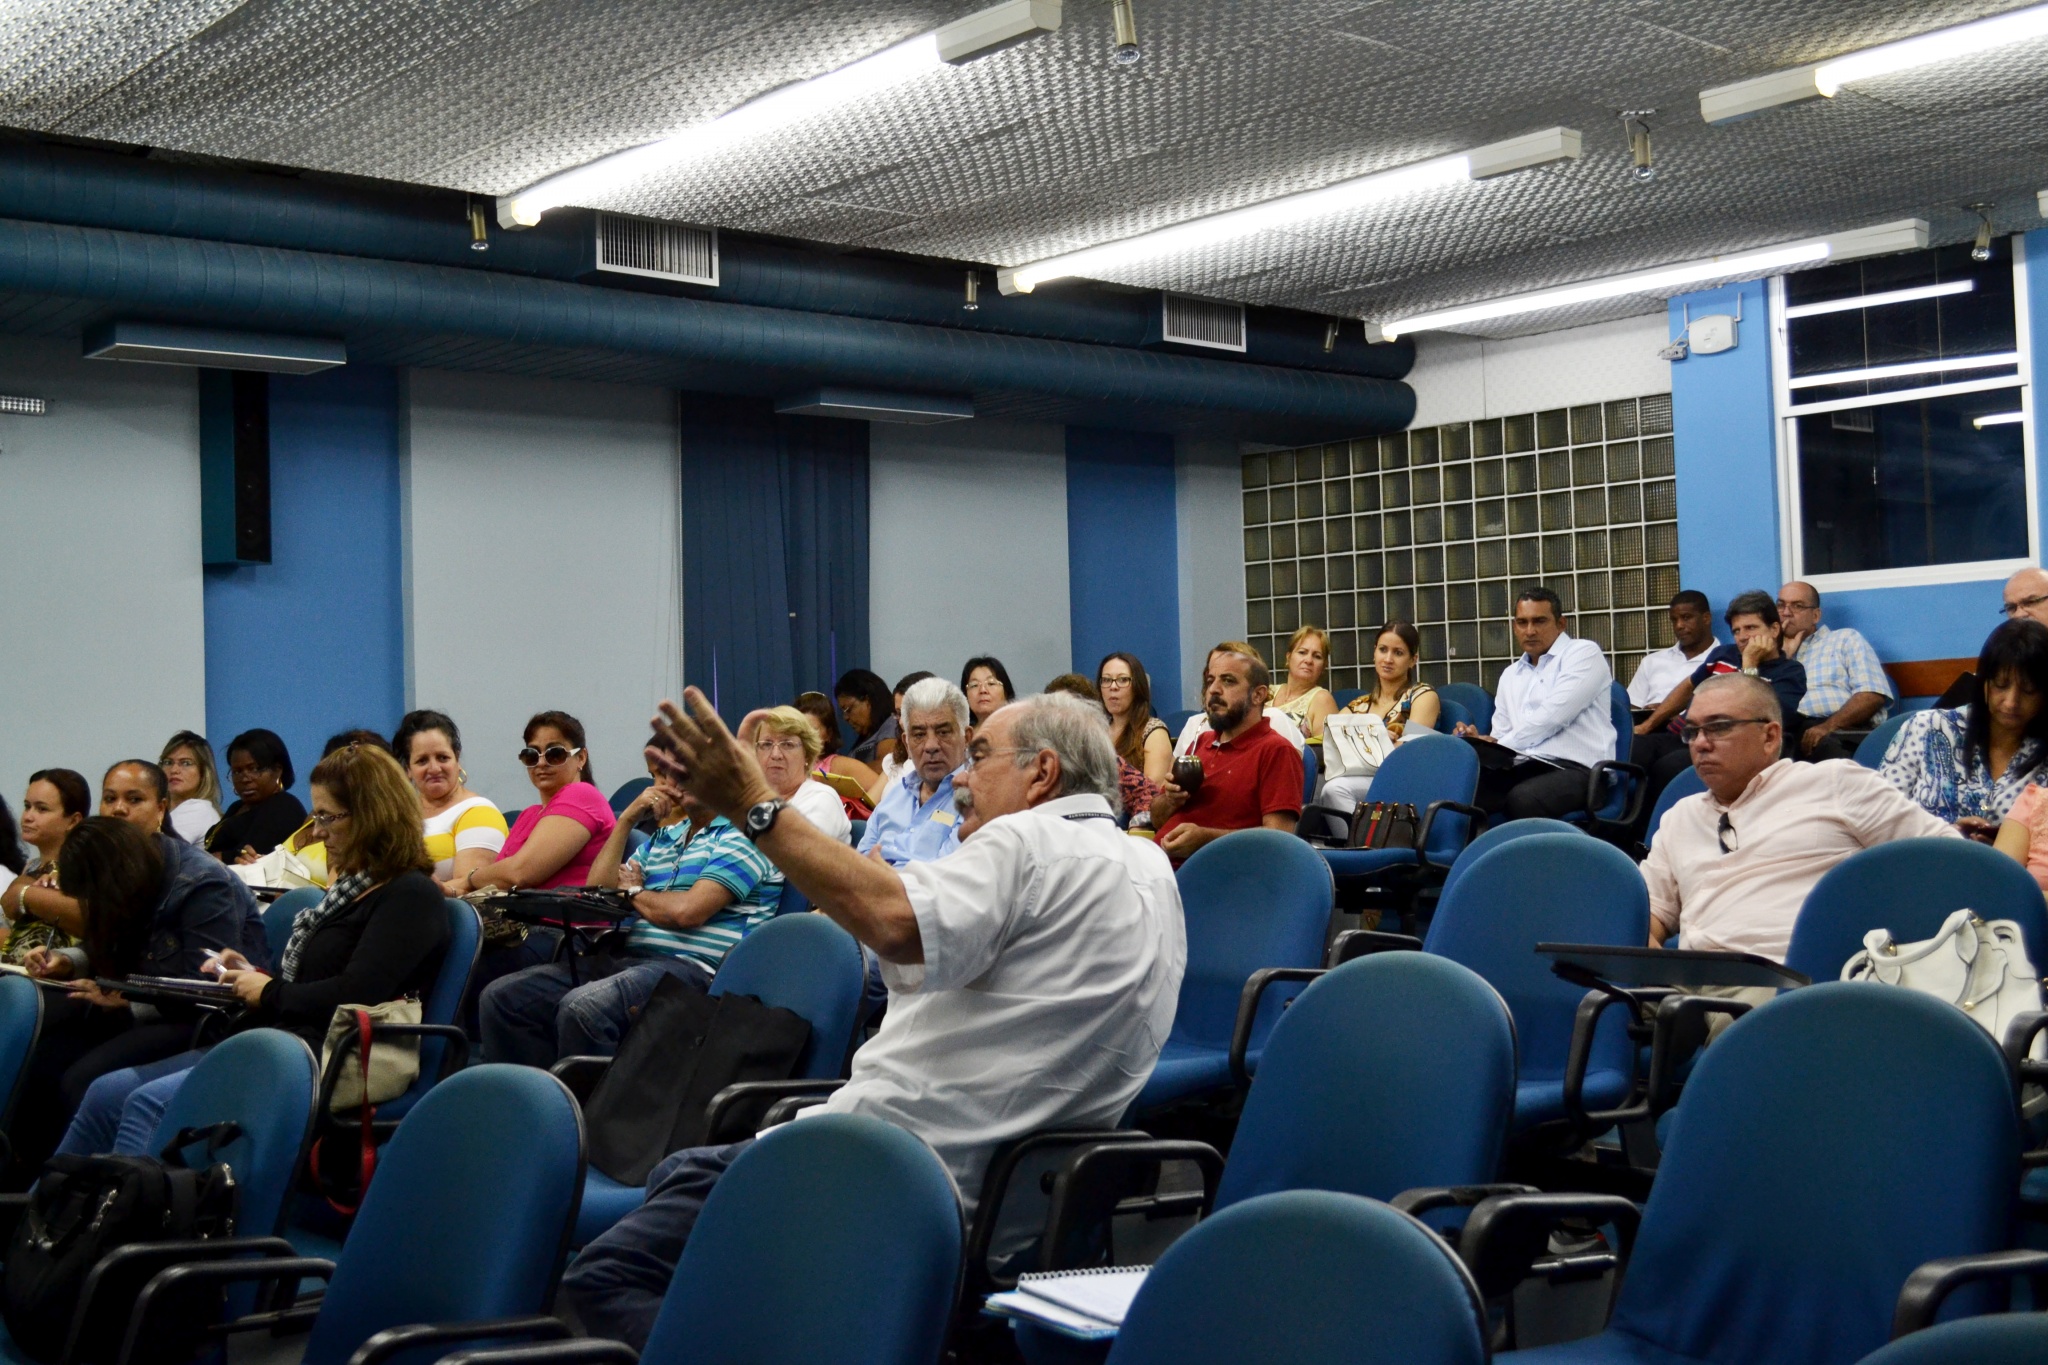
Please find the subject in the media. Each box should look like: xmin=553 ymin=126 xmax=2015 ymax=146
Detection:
xmin=393 ymin=709 xmax=508 ymax=895
xmin=1322 ymin=621 xmax=1442 ymax=810
xmin=1270 ymin=626 xmax=1340 ymax=743
xmin=753 ymin=706 xmax=854 ymax=844
xmin=158 ymin=731 xmax=223 ymax=845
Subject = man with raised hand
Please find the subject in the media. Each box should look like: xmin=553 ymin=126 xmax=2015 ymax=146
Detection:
xmin=561 ymin=688 xmax=1186 ymax=1349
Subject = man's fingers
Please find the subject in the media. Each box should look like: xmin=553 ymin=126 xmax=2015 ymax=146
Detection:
xmin=735 ymin=708 xmax=775 ymax=746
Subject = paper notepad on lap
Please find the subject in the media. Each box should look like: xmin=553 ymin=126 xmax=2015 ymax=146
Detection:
xmin=984 ymin=1265 xmax=1151 ymax=1340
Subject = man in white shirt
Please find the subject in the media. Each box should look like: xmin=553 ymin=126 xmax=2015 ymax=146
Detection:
xmin=1643 ymin=672 xmax=1956 ymax=970
xmin=1455 ymin=585 xmax=1617 ymax=821
xmin=564 ymin=690 xmax=1186 ymax=1349
xmin=1628 ymin=590 xmax=1719 ymax=708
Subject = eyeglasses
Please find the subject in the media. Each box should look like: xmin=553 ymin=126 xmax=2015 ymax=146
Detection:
xmin=2003 ymin=593 xmax=2048 ymax=619
xmin=754 ymin=738 xmax=805 ymax=756
xmin=310 ymin=809 xmax=350 ymax=830
xmin=1774 ymin=599 xmax=1816 ymax=612
xmin=1680 ymin=717 xmax=1772 ymax=745
xmin=967 ymin=745 xmax=1028 ymax=769
xmin=1717 ymin=812 xmax=1738 ymax=855
xmin=161 ymin=756 xmax=198 ymax=771
xmin=1098 ymin=676 xmax=1135 ymax=689
xmin=518 ymin=744 xmax=583 ymax=767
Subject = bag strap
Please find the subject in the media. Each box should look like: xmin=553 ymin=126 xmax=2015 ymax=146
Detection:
xmin=157 ymin=1121 xmax=243 ymax=1168
xmin=355 ymin=1008 xmax=377 ymax=1199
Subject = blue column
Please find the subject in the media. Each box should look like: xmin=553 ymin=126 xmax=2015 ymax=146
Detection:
xmin=1065 ymin=427 xmax=1181 ymax=702
xmin=1670 ymin=280 xmax=1779 ymax=616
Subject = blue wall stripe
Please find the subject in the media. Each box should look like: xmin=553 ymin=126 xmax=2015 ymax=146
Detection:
xmin=202 ymin=366 xmax=405 ymax=796
xmin=1066 ymin=426 xmax=1181 ymax=704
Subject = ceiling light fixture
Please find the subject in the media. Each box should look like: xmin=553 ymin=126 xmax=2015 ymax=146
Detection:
xmin=1783 ymin=279 xmax=1974 ymax=319
xmin=963 ymin=270 xmax=981 ymax=311
xmin=1974 ymin=411 xmax=2026 ymax=429
xmin=497 ymin=0 xmax=1062 ymax=228
xmin=1110 ymin=0 xmax=1141 ymax=65
xmin=1621 ymin=110 xmax=1656 ymax=183
xmin=1787 ymin=351 xmax=2021 ymax=390
xmin=467 ymin=201 xmax=490 ymax=251
xmin=1700 ymin=3 xmax=2048 ymax=123
xmin=1970 ymin=203 xmax=1996 ymax=262
xmin=0 ymin=396 xmax=46 ymax=415
xmin=997 ymin=126 xmax=1580 ymax=294
xmin=1369 ymin=218 xmax=1928 ymax=340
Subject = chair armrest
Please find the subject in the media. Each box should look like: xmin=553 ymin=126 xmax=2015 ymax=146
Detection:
xmin=118 ymin=1256 xmax=338 ymax=1365
xmin=1891 ymin=1250 xmax=2048 ymax=1338
xmin=1389 ymin=1184 xmax=1538 ymax=1222
xmin=1230 ymin=967 xmax=1324 ymax=1089
xmin=441 ymin=1345 xmax=639 ymax=1365
xmin=548 ymin=1055 xmax=612 ymax=1105
xmin=1458 ymin=1191 xmax=1642 ymax=1303
xmin=1040 ymin=1140 xmax=1225 ymax=1277
xmin=1327 ymin=929 xmax=1425 ymax=966
xmin=72 ymin=1236 xmax=299 ymax=1363
xmin=0 ymin=1191 xmax=29 ymax=1246
xmin=760 ymin=1091 xmax=842 ymax=1127
xmin=964 ymin=1129 xmax=1155 ymax=1297
xmin=1586 ymin=760 xmax=1649 ymax=831
xmin=1295 ymin=803 xmax=1353 ymax=845
xmin=703 ymin=1079 xmax=844 ymax=1144
xmin=345 ymin=1315 xmax=573 ymax=1365
xmin=1415 ymin=801 xmax=1486 ymax=874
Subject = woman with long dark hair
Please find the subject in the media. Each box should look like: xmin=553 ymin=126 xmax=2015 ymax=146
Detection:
xmin=1881 ymin=618 xmax=2048 ymax=836
xmin=3 ymin=769 xmax=90 ymax=963
xmin=834 ymin=669 xmax=899 ymax=765
xmin=393 ymin=709 xmax=508 ymax=896
xmin=961 ymin=656 xmax=1015 ymax=730
xmin=1097 ymin=652 xmax=1173 ymax=784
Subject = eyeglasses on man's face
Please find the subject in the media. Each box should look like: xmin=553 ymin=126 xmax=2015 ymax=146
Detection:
xmin=2002 ymin=592 xmax=2048 ymax=619
xmin=1680 ymin=717 xmax=1772 ymax=746
xmin=518 ymin=744 xmax=582 ymax=768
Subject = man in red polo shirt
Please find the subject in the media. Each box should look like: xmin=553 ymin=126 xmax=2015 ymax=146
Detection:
xmin=1150 ymin=641 xmax=1305 ymax=863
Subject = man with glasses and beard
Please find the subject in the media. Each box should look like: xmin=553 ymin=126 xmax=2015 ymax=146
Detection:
xmin=1642 ymin=674 xmax=1956 ymax=1019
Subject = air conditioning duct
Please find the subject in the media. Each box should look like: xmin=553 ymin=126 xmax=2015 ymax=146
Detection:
xmin=594 ymin=213 xmax=718 ymax=286
xmin=1156 ymin=293 xmax=1247 ymax=352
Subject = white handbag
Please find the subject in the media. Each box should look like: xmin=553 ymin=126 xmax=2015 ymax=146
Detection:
xmin=1321 ymin=713 xmax=1396 ymax=781
xmin=1842 ymin=908 xmax=2046 ymax=1059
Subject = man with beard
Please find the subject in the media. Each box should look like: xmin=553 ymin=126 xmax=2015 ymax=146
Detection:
xmin=1148 ymin=641 xmax=1305 ymax=864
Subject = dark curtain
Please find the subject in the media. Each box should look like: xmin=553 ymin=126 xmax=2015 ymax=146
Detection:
xmin=680 ymin=396 xmax=870 ymax=723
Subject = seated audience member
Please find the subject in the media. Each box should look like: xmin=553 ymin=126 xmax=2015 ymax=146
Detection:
xmin=1045 ymin=674 xmax=1157 ymax=819
xmin=1643 ymin=675 xmax=1956 ymax=1020
xmin=794 ymin=691 xmax=880 ymax=811
xmin=1881 ymin=619 xmax=2048 ymax=835
xmin=753 ymin=706 xmax=853 ymax=844
xmin=1939 ymin=568 xmax=2048 ymax=709
xmin=393 ymin=709 xmax=508 ymax=896
xmin=1097 ymin=652 xmax=1174 ymax=784
xmin=1627 ymin=591 xmax=1719 ymax=709
xmin=10 ymin=815 xmax=268 ymax=1168
xmin=1323 ymin=621 xmax=1441 ymax=810
xmin=563 ymin=690 xmax=1184 ymax=1350
xmin=101 ymin=760 xmax=173 ymax=837
xmin=479 ymin=764 xmax=783 ymax=1068
xmin=1455 ymin=587 xmax=1617 ymax=821
xmin=1632 ymin=591 xmax=1808 ymax=813
xmin=1995 ymin=782 xmax=2048 ymax=893
xmin=860 ymin=678 xmax=970 ymax=865
xmin=834 ymin=670 xmax=900 ymax=765
xmin=868 ymin=672 xmax=938 ymax=798
xmin=157 ymin=732 xmax=223 ymax=845
xmin=58 ymin=745 xmax=450 ymax=1156
xmin=3 ymin=769 xmax=89 ymax=962
xmin=205 ymin=729 xmax=306 ymax=861
xmin=1776 ymin=581 xmax=1895 ymax=759
xmin=1150 ymin=642 xmax=1305 ymax=862
xmin=1269 ymin=625 xmax=1340 ymax=743
xmin=961 ymin=656 xmax=1016 ymax=731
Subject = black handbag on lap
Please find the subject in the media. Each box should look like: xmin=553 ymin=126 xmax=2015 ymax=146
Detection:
xmin=582 ymin=974 xmax=813 ymax=1186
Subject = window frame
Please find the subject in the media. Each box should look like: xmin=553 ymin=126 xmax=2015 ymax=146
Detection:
xmin=1771 ymin=235 xmax=2038 ymax=592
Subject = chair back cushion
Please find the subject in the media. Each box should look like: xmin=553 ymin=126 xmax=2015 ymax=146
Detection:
xmin=1172 ymin=830 xmax=1332 ymax=1052
xmin=1610 ymin=983 xmax=2020 ymax=1365
xmin=152 ymin=1029 xmax=317 ymax=1240
xmin=1363 ymin=735 xmax=1481 ymax=863
xmin=0 ymin=975 xmax=40 ymax=1131
xmin=1857 ymin=1316 xmax=2048 ymax=1365
xmin=264 ymin=887 xmax=324 ymax=967
xmin=1645 ymin=767 xmax=1708 ymax=847
xmin=1438 ymin=682 xmax=1495 ymax=734
xmin=1438 ymin=818 xmax=1582 ymax=904
xmin=709 ymin=912 xmax=865 ymax=1078
xmin=1786 ymin=837 xmax=2048 ymax=982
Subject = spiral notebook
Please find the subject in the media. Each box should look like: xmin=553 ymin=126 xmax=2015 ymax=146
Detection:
xmin=983 ymin=1265 xmax=1152 ymax=1340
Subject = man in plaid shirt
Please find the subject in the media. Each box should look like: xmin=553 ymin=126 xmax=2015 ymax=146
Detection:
xmin=1777 ymin=582 xmax=1895 ymax=760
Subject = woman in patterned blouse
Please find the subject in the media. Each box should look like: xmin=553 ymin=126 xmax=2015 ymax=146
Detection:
xmin=1879 ymin=619 xmax=2048 ymax=837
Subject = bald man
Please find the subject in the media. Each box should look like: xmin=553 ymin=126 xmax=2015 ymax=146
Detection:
xmin=2004 ymin=568 xmax=2048 ymax=628
xmin=1776 ymin=581 xmax=1893 ymax=759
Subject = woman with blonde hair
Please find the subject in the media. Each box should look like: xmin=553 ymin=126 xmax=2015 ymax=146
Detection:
xmin=750 ymin=705 xmax=854 ymax=843
xmin=1271 ymin=625 xmax=1340 ymax=742
xmin=157 ymin=732 xmax=223 ymax=845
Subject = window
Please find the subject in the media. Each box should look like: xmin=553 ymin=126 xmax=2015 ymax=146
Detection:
xmin=1243 ymin=394 xmax=1680 ymax=693
xmin=1775 ymin=238 xmax=2034 ymax=587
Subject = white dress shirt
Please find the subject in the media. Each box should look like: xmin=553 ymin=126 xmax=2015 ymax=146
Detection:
xmin=1627 ymin=640 xmax=1719 ymax=708
xmin=814 ymin=792 xmax=1186 ymax=1214
xmin=1491 ymin=633 xmax=1617 ymax=769
xmin=787 ymin=778 xmax=852 ymax=844
xmin=1642 ymin=759 xmax=1959 ymax=961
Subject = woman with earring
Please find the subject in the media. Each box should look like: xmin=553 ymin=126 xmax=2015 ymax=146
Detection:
xmin=157 ymin=733 xmax=223 ymax=846
xmin=1270 ymin=625 xmax=1340 ymax=743
xmin=393 ymin=710 xmax=508 ymax=897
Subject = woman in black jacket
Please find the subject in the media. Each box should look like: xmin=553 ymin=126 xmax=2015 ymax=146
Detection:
xmin=55 ymin=744 xmax=450 ymax=1157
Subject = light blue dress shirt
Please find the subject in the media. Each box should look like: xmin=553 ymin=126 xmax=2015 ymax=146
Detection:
xmin=858 ymin=767 xmax=965 ymax=866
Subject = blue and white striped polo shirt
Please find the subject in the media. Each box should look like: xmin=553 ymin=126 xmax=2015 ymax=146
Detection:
xmin=625 ymin=815 xmax=783 ymax=972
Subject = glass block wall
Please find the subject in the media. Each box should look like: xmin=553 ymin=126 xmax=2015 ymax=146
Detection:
xmin=1242 ymin=394 xmax=1679 ymax=694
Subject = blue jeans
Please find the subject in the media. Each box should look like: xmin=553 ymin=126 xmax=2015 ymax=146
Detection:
xmin=561 ymin=1140 xmax=753 ymax=1349
xmin=478 ymin=952 xmax=712 ymax=1068
xmin=56 ymin=1050 xmax=206 ymax=1157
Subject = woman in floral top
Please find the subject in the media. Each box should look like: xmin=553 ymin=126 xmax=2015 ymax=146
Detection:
xmin=1879 ymin=620 xmax=2048 ymax=837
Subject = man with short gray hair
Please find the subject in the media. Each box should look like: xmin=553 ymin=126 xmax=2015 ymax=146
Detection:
xmin=857 ymin=676 xmax=970 ymax=866
xmin=563 ymin=689 xmax=1186 ymax=1348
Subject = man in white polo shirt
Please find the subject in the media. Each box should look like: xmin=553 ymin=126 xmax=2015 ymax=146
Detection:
xmin=1456 ymin=585 xmax=1617 ymax=821
xmin=1628 ymin=590 xmax=1720 ymax=709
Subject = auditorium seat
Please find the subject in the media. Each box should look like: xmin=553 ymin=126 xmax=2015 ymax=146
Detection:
xmin=0 ymin=974 xmax=40 ymax=1156
xmin=1787 ymin=838 xmax=2048 ymax=982
xmin=264 ymin=885 xmax=324 ymax=965
xmin=1311 ymin=733 xmax=1481 ymax=932
xmin=1437 ymin=682 xmax=1495 ymax=734
xmin=1854 ymin=713 xmax=1914 ymax=769
xmin=608 ymin=778 xmax=653 ymax=814
xmin=1643 ymin=766 xmax=1707 ymax=847
xmin=1856 ymin=1315 xmax=2048 ymax=1365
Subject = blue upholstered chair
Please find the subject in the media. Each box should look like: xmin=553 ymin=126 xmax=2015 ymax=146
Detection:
xmin=607 ymin=778 xmax=652 ymax=814
xmin=1314 ymin=734 xmax=1481 ymax=902
xmin=1434 ymin=697 xmax=1474 ymax=733
xmin=1856 ymin=1314 xmax=2048 ymax=1365
xmin=264 ymin=886 xmax=324 ymax=966
xmin=1643 ymin=765 xmax=1707 ymax=848
xmin=0 ymin=974 xmax=41 ymax=1140
xmin=1854 ymin=713 xmax=1914 ymax=769
xmin=1437 ymin=681 xmax=1495 ymax=734
xmin=1787 ymin=837 xmax=2048 ymax=983
xmin=1436 ymin=817 xmax=1585 ymax=906
xmin=1552 ymin=681 xmax=1649 ymax=839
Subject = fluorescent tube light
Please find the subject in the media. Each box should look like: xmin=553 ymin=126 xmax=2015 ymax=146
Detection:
xmin=498 ymin=0 xmax=1060 ymax=228
xmin=1700 ymin=2 xmax=2048 ymax=123
xmin=996 ymin=127 xmax=1580 ymax=295
xmin=1784 ymin=279 xmax=1975 ymax=319
xmin=1786 ymin=351 xmax=2020 ymax=390
xmin=0 ymin=395 xmax=45 ymax=415
xmin=1974 ymin=411 xmax=2026 ymax=428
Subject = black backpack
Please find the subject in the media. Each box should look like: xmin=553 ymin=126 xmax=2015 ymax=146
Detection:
xmin=2 ymin=1123 xmax=242 ymax=1364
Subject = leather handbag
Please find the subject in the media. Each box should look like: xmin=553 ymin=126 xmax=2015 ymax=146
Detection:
xmin=1345 ymin=801 xmax=1420 ymax=851
xmin=1842 ymin=909 xmax=2046 ymax=1058
xmin=319 ymin=998 xmax=423 ymax=1111
xmin=1323 ymin=713 xmax=1396 ymax=781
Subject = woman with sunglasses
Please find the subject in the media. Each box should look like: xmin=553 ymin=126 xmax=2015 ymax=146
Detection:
xmin=464 ymin=711 xmax=617 ymax=895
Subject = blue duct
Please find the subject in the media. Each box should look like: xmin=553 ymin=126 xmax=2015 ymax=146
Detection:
xmin=0 ymin=215 xmax=1416 ymax=432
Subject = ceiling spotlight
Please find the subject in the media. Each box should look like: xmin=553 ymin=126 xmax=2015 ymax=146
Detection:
xmin=1323 ymin=320 xmax=1340 ymax=353
xmin=1110 ymin=0 xmax=1141 ymax=65
xmin=1622 ymin=111 xmax=1656 ymax=183
xmin=963 ymin=271 xmax=981 ymax=311
xmin=468 ymin=202 xmax=490 ymax=252
xmin=1970 ymin=204 xmax=1995 ymax=262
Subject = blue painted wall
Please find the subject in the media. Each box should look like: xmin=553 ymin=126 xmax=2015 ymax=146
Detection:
xmin=1066 ymin=427 xmax=1181 ymax=703
xmin=203 ymin=366 xmax=405 ymax=796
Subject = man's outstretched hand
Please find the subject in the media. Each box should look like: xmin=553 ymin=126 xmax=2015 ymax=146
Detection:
xmin=647 ymin=689 xmax=780 ymax=824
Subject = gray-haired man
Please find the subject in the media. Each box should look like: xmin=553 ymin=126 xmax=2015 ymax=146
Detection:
xmin=858 ymin=676 xmax=970 ymax=866
xmin=563 ymin=690 xmax=1187 ymax=1348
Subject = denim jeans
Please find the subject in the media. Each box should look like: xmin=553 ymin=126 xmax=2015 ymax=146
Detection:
xmin=477 ymin=952 xmax=713 ymax=1068
xmin=56 ymin=1049 xmax=206 ymax=1157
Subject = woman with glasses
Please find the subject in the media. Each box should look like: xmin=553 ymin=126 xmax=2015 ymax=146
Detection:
xmin=157 ymin=733 xmax=222 ymax=846
xmin=794 ymin=692 xmax=880 ymax=817
xmin=751 ymin=706 xmax=853 ymax=844
xmin=204 ymin=729 xmax=306 ymax=863
xmin=834 ymin=670 xmax=899 ymax=766
xmin=392 ymin=710 xmax=508 ymax=897
xmin=1097 ymin=652 xmax=1174 ymax=784
xmin=1270 ymin=626 xmax=1340 ymax=744
xmin=1884 ymin=619 xmax=2048 ymax=837
xmin=464 ymin=710 xmax=616 ymax=894
xmin=960 ymin=656 xmax=1015 ymax=731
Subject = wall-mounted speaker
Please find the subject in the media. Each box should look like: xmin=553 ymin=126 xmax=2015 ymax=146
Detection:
xmin=200 ymin=369 xmax=270 ymax=566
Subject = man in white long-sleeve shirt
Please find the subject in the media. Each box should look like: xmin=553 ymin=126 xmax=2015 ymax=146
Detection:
xmin=1456 ymin=585 xmax=1617 ymax=820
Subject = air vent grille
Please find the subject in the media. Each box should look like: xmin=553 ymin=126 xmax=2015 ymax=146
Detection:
xmin=595 ymin=214 xmax=718 ymax=286
xmin=1161 ymin=293 xmax=1247 ymax=352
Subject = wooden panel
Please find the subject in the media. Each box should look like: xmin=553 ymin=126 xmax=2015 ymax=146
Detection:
xmin=1885 ymin=658 xmax=1975 ymax=699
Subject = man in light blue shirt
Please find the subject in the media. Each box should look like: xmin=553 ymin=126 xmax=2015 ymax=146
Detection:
xmin=858 ymin=677 xmax=971 ymax=866
xmin=1455 ymin=584 xmax=1616 ymax=820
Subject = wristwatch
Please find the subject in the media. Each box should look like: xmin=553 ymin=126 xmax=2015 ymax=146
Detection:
xmin=742 ymin=798 xmax=789 ymax=843
xmin=1741 ymin=665 xmax=1761 ymax=677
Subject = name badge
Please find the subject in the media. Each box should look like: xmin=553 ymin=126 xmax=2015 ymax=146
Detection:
xmin=929 ymin=808 xmax=957 ymax=827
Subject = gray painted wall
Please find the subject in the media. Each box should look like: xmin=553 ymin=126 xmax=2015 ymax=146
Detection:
xmin=1175 ymin=434 xmax=1247 ymax=711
